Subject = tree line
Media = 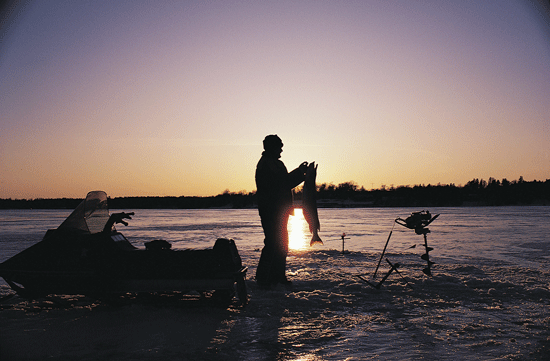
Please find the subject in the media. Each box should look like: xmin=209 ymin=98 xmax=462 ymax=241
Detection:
xmin=1 ymin=177 xmax=549 ymax=209
xmin=303 ymin=177 xmax=550 ymax=207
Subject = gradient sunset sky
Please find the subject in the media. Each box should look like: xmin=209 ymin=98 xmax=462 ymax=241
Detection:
xmin=1 ymin=0 xmax=549 ymax=199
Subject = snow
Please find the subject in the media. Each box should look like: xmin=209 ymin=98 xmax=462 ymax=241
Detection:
xmin=1 ymin=248 xmax=549 ymax=360
xmin=1 ymin=207 xmax=549 ymax=360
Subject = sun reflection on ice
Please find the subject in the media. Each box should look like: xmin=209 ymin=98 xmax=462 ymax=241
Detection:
xmin=288 ymin=208 xmax=309 ymax=250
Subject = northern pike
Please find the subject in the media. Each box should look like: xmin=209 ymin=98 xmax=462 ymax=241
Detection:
xmin=303 ymin=162 xmax=323 ymax=246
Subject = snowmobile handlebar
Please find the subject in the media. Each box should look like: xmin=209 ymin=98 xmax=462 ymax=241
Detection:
xmin=103 ymin=212 xmax=135 ymax=233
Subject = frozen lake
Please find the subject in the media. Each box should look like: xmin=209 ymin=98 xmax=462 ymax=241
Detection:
xmin=1 ymin=207 xmax=549 ymax=360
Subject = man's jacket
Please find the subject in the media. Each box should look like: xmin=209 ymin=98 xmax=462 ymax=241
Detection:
xmin=255 ymin=152 xmax=304 ymax=218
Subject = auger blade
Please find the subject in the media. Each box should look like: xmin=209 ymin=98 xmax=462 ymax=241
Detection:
xmin=421 ymin=254 xmax=435 ymax=264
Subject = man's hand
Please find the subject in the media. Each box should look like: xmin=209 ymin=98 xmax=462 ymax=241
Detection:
xmin=299 ymin=161 xmax=309 ymax=174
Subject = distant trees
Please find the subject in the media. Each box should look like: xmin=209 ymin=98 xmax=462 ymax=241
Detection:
xmin=107 ymin=190 xmax=257 ymax=209
xmin=461 ymin=177 xmax=549 ymax=206
xmin=294 ymin=177 xmax=550 ymax=207
xmin=1 ymin=177 xmax=549 ymax=209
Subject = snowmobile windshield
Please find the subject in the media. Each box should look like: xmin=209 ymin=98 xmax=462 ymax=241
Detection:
xmin=58 ymin=191 xmax=109 ymax=234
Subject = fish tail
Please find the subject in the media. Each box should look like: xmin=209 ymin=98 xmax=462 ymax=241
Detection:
xmin=310 ymin=232 xmax=323 ymax=246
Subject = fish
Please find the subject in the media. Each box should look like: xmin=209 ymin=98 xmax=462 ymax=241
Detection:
xmin=303 ymin=162 xmax=323 ymax=246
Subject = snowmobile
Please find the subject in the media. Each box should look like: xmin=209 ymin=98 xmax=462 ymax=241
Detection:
xmin=0 ymin=191 xmax=248 ymax=305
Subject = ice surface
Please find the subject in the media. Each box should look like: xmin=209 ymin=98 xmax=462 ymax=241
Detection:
xmin=1 ymin=207 xmax=549 ymax=360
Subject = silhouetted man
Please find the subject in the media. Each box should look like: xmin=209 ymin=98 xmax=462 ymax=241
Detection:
xmin=255 ymin=135 xmax=308 ymax=288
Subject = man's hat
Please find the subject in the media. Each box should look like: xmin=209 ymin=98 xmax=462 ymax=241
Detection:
xmin=263 ymin=134 xmax=283 ymax=150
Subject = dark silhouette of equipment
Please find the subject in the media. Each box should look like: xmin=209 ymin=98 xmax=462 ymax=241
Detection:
xmin=0 ymin=191 xmax=249 ymax=306
xmin=356 ymin=210 xmax=440 ymax=290
xmin=340 ymin=232 xmax=350 ymax=254
xmin=356 ymin=258 xmax=413 ymax=290
xmin=395 ymin=210 xmax=439 ymax=276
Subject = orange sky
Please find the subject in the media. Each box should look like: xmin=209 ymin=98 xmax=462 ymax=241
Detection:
xmin=1 ymin=1 xmax=549 ymax=199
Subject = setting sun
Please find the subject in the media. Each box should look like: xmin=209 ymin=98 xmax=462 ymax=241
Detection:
xmin=288 ymin=208 xmax=310 ymax=250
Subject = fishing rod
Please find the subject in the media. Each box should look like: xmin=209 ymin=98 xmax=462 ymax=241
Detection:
xmin=386 ymin=258 xmax=414 ymax=290
xmin=373 ymin=220 xmax=397 ymax=279
xmin=355 ymin=258 xmax=413 ymax=290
